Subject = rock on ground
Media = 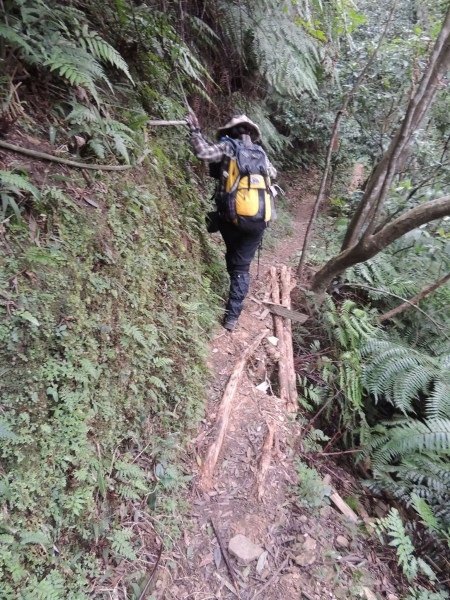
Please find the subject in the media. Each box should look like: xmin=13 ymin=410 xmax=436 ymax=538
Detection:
xmin=228 ymin=534 xmax=264 ymax=565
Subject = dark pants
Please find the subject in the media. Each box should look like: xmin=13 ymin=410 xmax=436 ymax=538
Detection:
xmin=219 ymin=219 xmax=264 ymax=324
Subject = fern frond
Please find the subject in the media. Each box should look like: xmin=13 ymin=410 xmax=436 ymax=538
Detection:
xmin=0 ymin=22 xmax=35 ymax=55
xmin=79 ymin=28 xmax=134 ymax=84
xmin=371 ymin=419 xmax=450 ymax=469
xmin=0 ymin=170 xmax=40 ymax=199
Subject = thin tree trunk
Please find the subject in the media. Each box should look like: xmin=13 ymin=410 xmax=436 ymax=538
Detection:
xmin=309 ymin=6 xmax=450 ymax=295
xmin=341 ymin=7 xmax=450 ymax=251
xmin=309 ymin=196 xmax=450 ymax=296
xmin=379 ymin=272 xmax=450 ymax=322
xmin=297 ymin=0 xmax=398 ymax=280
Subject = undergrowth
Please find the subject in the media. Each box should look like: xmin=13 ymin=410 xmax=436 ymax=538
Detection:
xmin=0 ymin=134 xmax=225 ymax=597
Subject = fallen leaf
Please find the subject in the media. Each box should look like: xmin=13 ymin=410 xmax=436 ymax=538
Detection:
xmin=256 ymin=550 xmax=268 ymax=573
xmin=214 ymin=546 xmax=222 ymax=569
xmin=199 ymin=554 xmax=213 ymax=568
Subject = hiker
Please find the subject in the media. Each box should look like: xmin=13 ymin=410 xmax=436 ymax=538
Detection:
xmin=186 ymin=113 xmax=277 ymax=331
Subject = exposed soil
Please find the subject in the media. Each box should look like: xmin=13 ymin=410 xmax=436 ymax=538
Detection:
xmin=152 ymin=174 xmax=403 ymax=600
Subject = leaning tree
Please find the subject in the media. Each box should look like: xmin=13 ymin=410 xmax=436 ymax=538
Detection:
xmin=301 ymin=4 xmax=450 ymax=299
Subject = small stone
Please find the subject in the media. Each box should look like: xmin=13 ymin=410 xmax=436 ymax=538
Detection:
xmin=387 ymin=596 xmax=399 ymax=600
xmin=228 ymin=534 xmax=264 ymax=565
xmin=299 ymin=515 xmax=308 ymax=523
xmin=294 ymin=552 xmax=316 ymax=566
xmin=302 ymin=536 xmax=317 ymax=552
xmin=267 ymin=336 xmax=279 ymax=346
xmin=335 ymin=535 xmax=349 ymax=548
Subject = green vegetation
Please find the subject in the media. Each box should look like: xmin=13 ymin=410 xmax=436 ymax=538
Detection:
xmin=2 ymin=0 xmax=450 ymax=597
xmin=0 ymin=141 xmax=224 ymax=596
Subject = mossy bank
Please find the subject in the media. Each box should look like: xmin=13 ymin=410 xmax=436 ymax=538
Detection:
xmin=0 ymin=132 xmax=225 ymax=598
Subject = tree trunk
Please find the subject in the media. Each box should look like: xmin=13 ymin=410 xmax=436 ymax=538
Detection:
xmin=340 ymin=6 xmax=450 ymax=251
xmin=379 ymin=272 xmax=450 ymax=322
xmin=296 ymin=0 xmax=398 ymax=280
xmin=308 ymin=5 xmax=450 ymax=295
xmin=310 ymin=196 xmax=450 ymax=295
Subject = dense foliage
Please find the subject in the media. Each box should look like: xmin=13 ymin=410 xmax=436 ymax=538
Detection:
xmin=1 ymin=0 xmax=450 ymax=597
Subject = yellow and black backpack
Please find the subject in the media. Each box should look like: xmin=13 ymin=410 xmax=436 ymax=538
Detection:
xmin=219 ymin=139 xmax=275 ymax=233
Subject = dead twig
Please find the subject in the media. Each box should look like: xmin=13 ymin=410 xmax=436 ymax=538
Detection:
xmin=252 ymin=557 xmax=289 ymax=599
xmin=210 ymin=518 xmax=240 ymax=598
xmin=138 ymin=542 xmax=163 ymax=600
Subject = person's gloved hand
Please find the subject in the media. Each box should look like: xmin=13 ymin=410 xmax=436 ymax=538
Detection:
xmin=185 ymin=112 xmax=200 ymax=133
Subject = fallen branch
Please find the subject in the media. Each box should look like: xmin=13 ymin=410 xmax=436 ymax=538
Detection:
xmin=280 ymin=266 xmax=298 ymax=412
xmin=270 ymin=267 xmax=289 ymax=406
xmin=198 ymin=329 xmax=268 ymax=490
xmin=256 ymin=421 xmax=276 ymax=501
xmin=0 ymin=140 xmax=133 ymax=171
xmin=211 ymin=518 xmax=240 ymax=598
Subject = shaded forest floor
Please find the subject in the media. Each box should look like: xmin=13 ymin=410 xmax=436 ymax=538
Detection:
xmin=147 ymin=173 xmax=404 ymax=600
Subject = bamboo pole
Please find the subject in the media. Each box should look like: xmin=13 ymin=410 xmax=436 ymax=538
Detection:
xmin=198 ymin=329 xmax=268 ymax=491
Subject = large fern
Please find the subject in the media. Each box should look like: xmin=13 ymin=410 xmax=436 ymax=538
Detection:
xmin=221 ymin=0 xmax=321 ymax=97
xmin=0 ymin=1 xmax=133 ymax=104
xmin=361 ymin=337 xmax=450 ymax=418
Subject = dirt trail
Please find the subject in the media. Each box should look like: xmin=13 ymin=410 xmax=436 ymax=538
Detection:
xmin=156 ymin=175 xmax=401 ymax=600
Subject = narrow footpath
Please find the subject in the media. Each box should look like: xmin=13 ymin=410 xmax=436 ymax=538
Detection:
xmin=151 ymin=173 xmax=402 ymax=600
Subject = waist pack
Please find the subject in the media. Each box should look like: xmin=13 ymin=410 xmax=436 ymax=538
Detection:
xmin=220 ymin=139 xmax=275 ymax=233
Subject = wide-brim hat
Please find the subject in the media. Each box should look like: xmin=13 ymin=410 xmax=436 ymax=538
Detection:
xmin=217 ymin=115 xmax=261 ymax=142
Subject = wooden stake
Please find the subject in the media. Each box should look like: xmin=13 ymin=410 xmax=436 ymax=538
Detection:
xmin=270 ymin=266 xmax=289 ymax=406
xmin=198 ymin=329 xmax=268 ymax=490
xmin=256 ymin=421 xmax=276 ymax=501
xmin=280 ymin=266 xmax=298 ymax=413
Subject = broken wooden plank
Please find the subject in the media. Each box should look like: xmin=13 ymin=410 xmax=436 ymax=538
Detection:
xmin=329 ymin=491 xmax=359 ymax=522
xmin=323 ymin=475 xmax=358 ymax=522
xmin=263 ymin=302 xmax=309 ymax=324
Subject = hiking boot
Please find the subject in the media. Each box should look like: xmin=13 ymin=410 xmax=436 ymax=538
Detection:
xmin=223 ymin=271 xmax=250 ymax=330
xmin=223 ymin=316 xmax=238 ymax=331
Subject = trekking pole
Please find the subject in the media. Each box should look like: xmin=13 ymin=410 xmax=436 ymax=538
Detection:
xmin=256 ymin=240 xmax=263 ymax=280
